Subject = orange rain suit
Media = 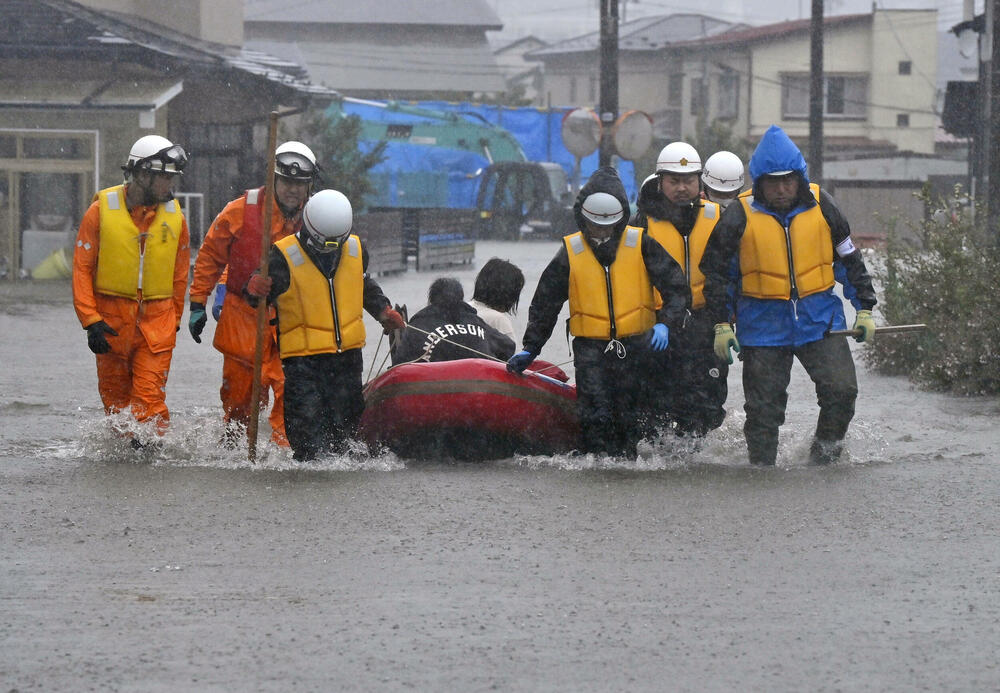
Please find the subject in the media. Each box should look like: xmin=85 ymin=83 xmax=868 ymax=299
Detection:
xmin=190 ymin=187 xmax=298 ymax=444
xmin=72 ymin=188 xmax=190 ymax=432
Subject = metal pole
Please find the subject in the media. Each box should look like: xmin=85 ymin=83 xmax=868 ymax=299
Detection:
xmin=809 ymin=0 xmax=824 ymax=184
xmin=598 ymin=0 xmax=619 ymax=168
xmin=827 ymin=324 xmax=927 ymax=337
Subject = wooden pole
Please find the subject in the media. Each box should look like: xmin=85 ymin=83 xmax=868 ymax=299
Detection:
xmin=247 ymin=107 xmax=305 ymax=462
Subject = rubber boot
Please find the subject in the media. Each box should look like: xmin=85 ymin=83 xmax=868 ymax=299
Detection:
xmin=746 ymin=431 xmax=778 ymax=466
xmin=809 ymin=438 xmax=843 ymax=465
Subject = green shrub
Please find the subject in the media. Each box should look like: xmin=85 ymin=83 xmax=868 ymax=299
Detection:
xmin=865 ymin=185 xmax=1000 ymax=395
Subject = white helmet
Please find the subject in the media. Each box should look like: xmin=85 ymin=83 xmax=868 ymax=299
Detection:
xmin=302 ymin=189 xmax=353 ymax=254
xmin=581 ymin=191 xmax=624 ymax=226
xmin=275 ymin=141 xmax=318 ymax=181
xmin=655 ymin=141 xmax=701 ymax=175
xmin=702 ymin=151 xmax=745 ymax=192
xmin=125 ymin=134 xmax=187 ymax=175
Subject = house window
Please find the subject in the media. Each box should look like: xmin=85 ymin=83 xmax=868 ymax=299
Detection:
xmin=668 ymin=74 xmax=683 ymax=105
xmin=898 ymin=61 xmax=912 ymax=75
xmin=569 ymin=76 xmax=577 ymax=103
xmin=897 ymin=113 xmax=910 ymax=127
xmin=690 ymin=77 xmax=704 ymax=116
xmin=781 ymin=73 xmax=867 ymax=119
xmin=717 ymin=71 xmax=739 ymax=120
xmin=589 ymin=73 xmax=598 ymax=102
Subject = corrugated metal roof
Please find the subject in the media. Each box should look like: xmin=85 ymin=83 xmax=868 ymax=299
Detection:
xmin=4 ymin=0 xmax=336 ymax=97
xmin=247 ymin=38 xmax=506 ymax=93
xmin=244 ymin=0 xmax=503 ymax=29
xmin=528 ymin=13 xmax=740 ymax=57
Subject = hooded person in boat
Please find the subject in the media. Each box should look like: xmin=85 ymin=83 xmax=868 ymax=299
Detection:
xmin=507 ymin=166 xmax=691 ymax=459
xmin=391 ymin=276 xmax=515 ymax=365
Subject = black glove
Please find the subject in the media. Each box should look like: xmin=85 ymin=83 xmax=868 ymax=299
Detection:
xmin=86 ymin=321 xmax=118 ymax=355
xmin=189 ymin=302 xmax=207 ymax=343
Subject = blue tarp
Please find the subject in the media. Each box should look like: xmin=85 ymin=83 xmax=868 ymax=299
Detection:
xmin=362 ymin=141 xmax=489 ymax=208
xmin=339 ymin=100 xmax=636 ymax=209
xmin=419 ymin=102 xmax=636 ymax=202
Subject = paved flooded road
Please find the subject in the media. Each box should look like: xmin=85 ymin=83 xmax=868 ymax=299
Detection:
xmin=2 ymin=242 xmax=998 ymax=691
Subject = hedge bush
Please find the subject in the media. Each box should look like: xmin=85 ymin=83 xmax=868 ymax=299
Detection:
xmin=864 ymin=186 xmax=1000 ymax=395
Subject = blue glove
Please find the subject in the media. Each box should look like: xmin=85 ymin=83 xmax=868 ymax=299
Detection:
xmin=212 ymin=284 xmax=226 ymax=321
xmin=188 ymin=302 xmax=207 ymax=343
xmin=650 ymin=323 xmax=669 ymax=351
xmin=507 ymin=350 xmax=536 ymax=374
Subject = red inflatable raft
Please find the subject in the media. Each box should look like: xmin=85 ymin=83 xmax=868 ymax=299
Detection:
xmin=359 ymin=358 xmax=578 ymax=460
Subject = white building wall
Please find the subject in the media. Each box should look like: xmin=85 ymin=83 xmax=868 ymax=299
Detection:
xmin=747 ymin=10 xmax=936 ymax=154
xmin=869 ymin=10 xmax=938 ymax=153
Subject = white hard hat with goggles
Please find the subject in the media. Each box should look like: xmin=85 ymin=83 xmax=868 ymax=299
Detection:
xmin=124 ymin=135 xmax=188 ymax=175
xmin=275 ymin=141 xmax=319 ymax=182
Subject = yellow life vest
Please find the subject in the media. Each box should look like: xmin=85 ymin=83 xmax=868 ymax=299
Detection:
xmin=565 ymin=227 xmax=656 ymax=339
xmin=739 ymin=183 xmax=834 ymax=300
xmin=275 ymin=234 xmax=366 ymax=357
xmin=95 ymin=185 xmax=183 ymax=300
xmin=645 ymin=201 xmax=719 ymax=310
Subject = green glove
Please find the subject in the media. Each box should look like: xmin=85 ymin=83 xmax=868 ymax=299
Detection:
xmin=853 ymin=309 xmax=876 ymax=344
xmin=189 ymin=302 xmax=207 ymax=344
xmin=714 ymin=323 xmax=740 ymax=364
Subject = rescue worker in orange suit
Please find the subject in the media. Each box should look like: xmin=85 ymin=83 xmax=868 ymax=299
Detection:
xmin=631 ymin=142 xmax=727 ymax=437
xmin=508 ymin=166 xmax=690 ymax=459
xmin=246 ymin=189 xmax=405 ymax=461
xmin=72 ymin=135 xmax=191 ymax=445
xmin=188 ymin=141 xmax=319 ymax=446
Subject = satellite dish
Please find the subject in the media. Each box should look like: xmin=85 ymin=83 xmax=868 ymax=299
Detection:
xmin=612 ymin=110 xmax=654 ymax=161
xmin=561 ymin=108 xmax=602 ymax=159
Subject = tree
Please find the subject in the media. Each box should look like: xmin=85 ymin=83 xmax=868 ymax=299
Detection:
xmin=281 ymin=109 xmax=387 ymax=212
xmin=687 ymin=117 xmax=753 ymax=165
xmin=630 ymin=118 xmax=753 ymax=195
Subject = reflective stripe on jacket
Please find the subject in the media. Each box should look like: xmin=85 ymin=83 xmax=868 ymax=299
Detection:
xmin=225 ymin=187 xmax=266 ymax=295
xmin=738 ymin=184 xmax=834 ymax=300
xmin=645 ymin=201 xmax=719 ymax=310
xmin=95 ymin=185 xmax=182 ymax=299
xmin=565 ymin=227 xmax=656 ymax=339
xmin=275 ymin=234 xmax=365 ymax=357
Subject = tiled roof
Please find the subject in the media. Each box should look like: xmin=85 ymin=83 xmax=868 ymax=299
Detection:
xmin=2 ymin=0 xmax=336 ymax=97
xmin=672 ymin=13 xmax=870 ymax=48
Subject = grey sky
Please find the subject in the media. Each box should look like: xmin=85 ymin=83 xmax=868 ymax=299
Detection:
xmin=487 ymin=0 xmax=985 ymax=44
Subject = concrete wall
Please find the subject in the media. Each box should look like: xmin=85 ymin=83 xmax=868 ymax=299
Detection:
xmin=826 ymin=183 xmax=926 ymax=246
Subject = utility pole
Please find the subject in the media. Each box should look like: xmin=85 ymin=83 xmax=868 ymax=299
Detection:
xmin=987 ymin=0 xmax=999 ymax=236
xmin=599 ymin=0 xmax=619 ymax=167
xmin=808 ymin=0 xmax=824 ymax=184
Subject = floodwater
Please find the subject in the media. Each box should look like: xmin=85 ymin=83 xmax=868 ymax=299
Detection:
xmin=2 ymin=240 xmax=998 ymax=692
